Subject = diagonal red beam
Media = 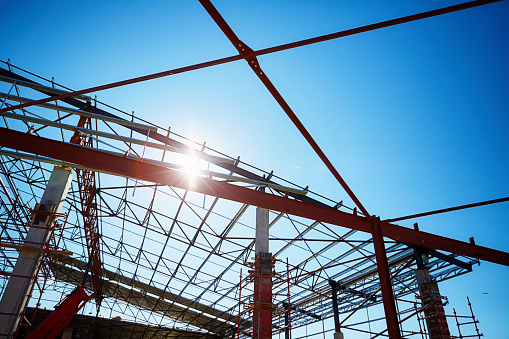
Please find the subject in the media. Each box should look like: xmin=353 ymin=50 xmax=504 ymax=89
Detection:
xmin=1 ymin=127 xmax=508 ymax=267
xmin=385 ymin=196 xmax=509 ymax=223
xmin=0 ymin=55 xmax=240 ymax=115
xmin=0 ymin=0 xmax=500 ymax=117
xmin=255 ymin=0 xmax=502 ymax=57
xmin=199 ymin=0 xmax=372 ymax=219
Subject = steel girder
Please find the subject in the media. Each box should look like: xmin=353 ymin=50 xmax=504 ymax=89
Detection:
xmin=0 ymin=127 xmax=507 ymax=267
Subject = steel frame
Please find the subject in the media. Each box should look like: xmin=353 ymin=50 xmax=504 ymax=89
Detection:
xmin=1 ymin=127 xmax=507 ymax=267
xmin=0 ymin=1 xmax=507 ymax=337
xmin=70 ymin=114 xmax=103 ymax=309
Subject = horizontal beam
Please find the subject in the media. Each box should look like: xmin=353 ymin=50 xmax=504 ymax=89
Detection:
xmin=0 ymin=92 xmax=157 ymax=132
xmin=0 ymin=92 xmax=238 ymax=166
xmin=0 ymin=242 xmax=72 ymax=256
xmin=0 ymin=149 xmax=306 ymax=195
xmin=329 ymin=279 xmax=377 ymax=302
xmin=406 ymin=243 xmax=473 ymax=271
xmin=0 ymin=110 xmax=166 ymax=148
xmin=0 ymin=75 xmax=92 ymax=102
xmin=0 ymin=68 xmax=384 ymax=209
xmin=282 ymin=301 xmax=321 ymax=320
xmin=0 ymin=110 xmax=229 ymax=164
xmin=0 ymin=127 xmax=508 ymax=267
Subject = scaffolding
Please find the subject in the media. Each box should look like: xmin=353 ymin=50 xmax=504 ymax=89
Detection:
xmin=70 ymin=114 xmax=103 ymax=309
xmin=236 ymin=258 xmax=293 ymax=339
xmin=450 ymin=297 xmax=483 ymax=339
xmin=0 ymin=205 xmax=70 ymax=338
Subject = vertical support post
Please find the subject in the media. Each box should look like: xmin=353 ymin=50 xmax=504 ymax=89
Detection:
xmin=283 ymin=257 xmax=292 ymax=339
xmin=372 ymin=217 xmax=402 ymax=339
xmin=253 ymin=207 xmax=272 ymax=339
xmin=284 ymin=302 xmax=289 ymax=339
xmin=0 ymin=167 xmax=72 ymax=338
xmin=236 ymin=269 xmax=243 ymax=339
xmin=453 ymin=308 xmax=463 ymax=339
xmin=467 ymin=297 xmax=481 ymax=339
xmin=329 ymin=281 xmax=344 ymax=339
xmin=415 ymin=251 xmax=451 ymax=339
xmin=255 ymin=207 xmax=269 ymax=254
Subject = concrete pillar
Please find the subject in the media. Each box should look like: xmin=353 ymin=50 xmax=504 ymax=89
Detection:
xmin=415 ymin=266 xmax=451 ymax=339
xmin=255 ymin=207 xmax=269 ymax=254
xmin=253 ymin=207 xmax=272 ymax=339
xmin=0 ymin=167 xmax=72 ymax=338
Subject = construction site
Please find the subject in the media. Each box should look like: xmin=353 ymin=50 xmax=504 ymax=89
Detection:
xmin=0 ymin=0 xmax=508 ymax=338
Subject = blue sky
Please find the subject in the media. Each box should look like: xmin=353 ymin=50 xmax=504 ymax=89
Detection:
xmin=1 ymin=0 xmax=508 ymax=337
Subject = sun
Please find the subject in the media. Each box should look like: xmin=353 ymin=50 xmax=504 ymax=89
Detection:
xmin=180 ymin=153 xmax=202 ymax=187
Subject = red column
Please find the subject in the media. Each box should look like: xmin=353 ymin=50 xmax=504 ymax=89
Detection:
xmin=372 ymin=217 xmax=402 ymax=339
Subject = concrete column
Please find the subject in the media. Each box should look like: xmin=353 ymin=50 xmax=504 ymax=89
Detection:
xmin=415 ymin=267 xmax=451 ymax=339
xmin=0 ymin=167 xmax=72 ymax=338
xmin=253 ymin=207 xmax=272 ymax=339
xmin=255 ymin=207 xmax=269 ymax=254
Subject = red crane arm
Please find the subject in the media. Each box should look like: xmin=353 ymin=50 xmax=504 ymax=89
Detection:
xmin=25 ymin=286 xmax=94 ymax=339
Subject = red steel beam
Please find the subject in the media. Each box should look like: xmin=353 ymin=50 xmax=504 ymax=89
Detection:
xmin=1 ymin=127 xmax=508 ymax=267
xmin=372 ymin=217 xmax=402 ymax=339
xmin=0 ymin=0 xmax=500 ymax=117
xmin=0 ymin=55 xmax=240 ymax=115
xmin=199 ymin=0 xmax=372 ymax=218
xmin=385 ymin=196 xmax=509 ymax=223
xmin=254 ymin=0 xmax=502 ymax=57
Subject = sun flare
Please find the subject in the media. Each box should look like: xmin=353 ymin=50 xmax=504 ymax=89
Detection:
xmin=181 ymin=154 xmax=202 ymax=187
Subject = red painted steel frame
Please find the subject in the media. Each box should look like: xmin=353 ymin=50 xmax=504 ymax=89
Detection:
xmin=372 ymin=218 xmax=401 ymax=339
xmin=254 ymin=0 xmax=502 ymax=57
xmin=1 ymin=3 xmax=502 ymax=337
xmin=385 ymin=196 xmax=509 ymax=222
xmin=1 ymin=128 xmax=508 ymax=267
xmin=0 ymin=0 xmax=500 ymax=117
xmin=199 ymin=0 xmax=371 ymax=219
xmin=70 ymin=115 xmax=103 ymax=307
